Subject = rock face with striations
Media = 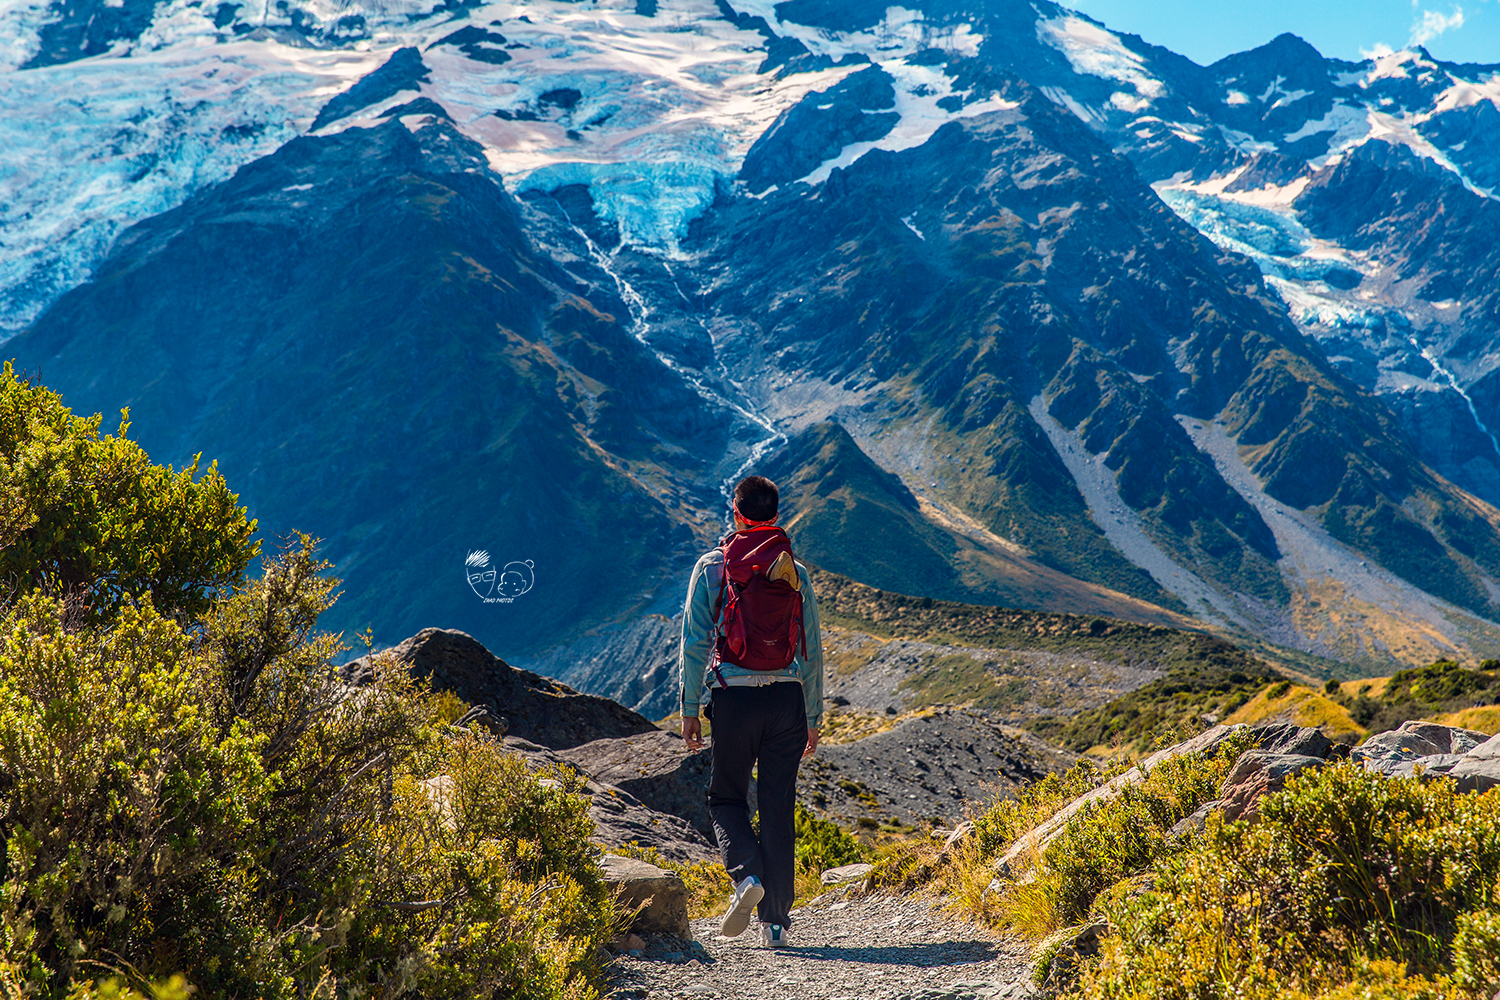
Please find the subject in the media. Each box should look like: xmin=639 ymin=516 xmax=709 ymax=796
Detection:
xmin=558 ymin=730 xmax=717 ymax=840
xmin=504 ymin=736 xmax=716 ymax=863
xmin=392 ymin=628 xmax=658 ymax=750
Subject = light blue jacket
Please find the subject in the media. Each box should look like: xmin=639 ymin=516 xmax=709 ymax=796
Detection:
xmin=678 ymin=546 xmax=824 ymax=729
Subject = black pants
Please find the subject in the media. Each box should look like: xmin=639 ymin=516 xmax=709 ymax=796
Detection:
xmin=707 ymin=682 xmax=807 ymax=928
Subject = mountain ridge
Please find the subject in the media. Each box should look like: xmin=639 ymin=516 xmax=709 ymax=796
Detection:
xmin=9 ymin=0 xmax=1500 ymax=679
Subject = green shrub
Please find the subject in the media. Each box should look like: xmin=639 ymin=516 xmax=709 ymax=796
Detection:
xmin=0 ymin=363 xmax=257 ymax=622
xmin=347 ymin=734 xmax=612 ymax=1000
xmin=988 ymin=730 xmax=1253 ymax=939
xmin=0 ymin=593 xmax=276 ymax=993
xmin=0 ymin=546 xmax=614 ymax=999
xmin=1084 ymin=763 xmax=1500 ymax=998
xmin=795 ymin=802 xmax=866 ymax=874
xmin=968 ymin=757 xmax=1109 ymax=860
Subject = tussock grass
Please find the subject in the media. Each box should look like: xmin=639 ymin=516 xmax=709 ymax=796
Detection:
xmin=1434 ymin=705 xmax=1500 ymax=734
xmin=1223 ymin=682 xmax=1367 ymax=742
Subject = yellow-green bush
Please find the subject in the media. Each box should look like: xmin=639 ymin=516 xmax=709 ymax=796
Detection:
xmin=0 ymin=544 xmax=614 ymax=999
xmin=1026 ymin=732 xmax=1252 ymax=932
xmin=1082 ymin=763 xmax=1500 ymax=999
xmin=0 ymin=363 xmax=257 ymax=622
xmin=347 ymin=736 xmax=611 ymax=999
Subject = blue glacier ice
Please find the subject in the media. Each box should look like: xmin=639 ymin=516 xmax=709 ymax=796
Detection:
xmin=516 ymin=160 xmax=722 ymax=253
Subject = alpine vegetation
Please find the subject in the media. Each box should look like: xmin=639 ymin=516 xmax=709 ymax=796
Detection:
xmin=0 ymin=369 xmax=615 ymax=999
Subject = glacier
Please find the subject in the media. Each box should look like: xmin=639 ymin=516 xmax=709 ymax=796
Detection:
xmin=0 ymin=0 xmax=857 ymax=333
xmin=516 ymin=160 xmax=720 ymax=253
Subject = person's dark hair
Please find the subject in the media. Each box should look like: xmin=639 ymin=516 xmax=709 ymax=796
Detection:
xmin=734 ymin=475 xmax=779 ymax=522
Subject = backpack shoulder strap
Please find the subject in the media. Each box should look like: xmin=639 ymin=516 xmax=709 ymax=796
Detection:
xmin=709 ymin=544 xmax=730 ymax=690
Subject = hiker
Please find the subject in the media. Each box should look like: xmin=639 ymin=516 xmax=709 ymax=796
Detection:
xmin=679 ymin=474 xmax=824 ymax=948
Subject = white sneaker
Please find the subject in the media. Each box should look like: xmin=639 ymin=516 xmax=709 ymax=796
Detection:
xmin=759 ymin=922 xmax=787 ymax=948
xmin=719 ymin=875 xmax=764 ymax=938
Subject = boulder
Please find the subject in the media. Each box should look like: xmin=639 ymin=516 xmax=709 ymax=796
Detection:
xmin=820 ymin=863 xmax=874 ymax=885
xmin=1443 ymin=730 xmax=1500 ymax=791
xmin=1449 ymin=757 xmax=1500 ymax=793
xmin=559 ymin=730 xmax=716 ymax=839
xmin=1219 ymin=752 xmax=1329 ymax=822
xmin=1342 ymin=722 xmax=1500 ymax=793
xmin=1168 ymin=799 xmax=1220 ymax=840
xmin=1353 ymin=720 xmax=1490 ymax=761
xmin=1465 ymin=730 xmax=1500 ymax=758
xmin=1362 ymin=752 xmax=1466 ymax=779
xmin=1248 ymin=722 xmax=1338 ymax=759
xmin=386 ymin=628 xmax=659 ymax=750
xmin=599 ymin=854 xmax=691 ymax=938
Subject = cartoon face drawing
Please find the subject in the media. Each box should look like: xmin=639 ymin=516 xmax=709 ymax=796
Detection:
xmin=497 ymin=559 xmax=535 ymax=598
xmin=465 ymin=550 xmax=494 ymax=598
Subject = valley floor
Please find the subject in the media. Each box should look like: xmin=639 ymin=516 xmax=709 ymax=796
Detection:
xmin=606 ymin=890 xmax=1033 ymax=1000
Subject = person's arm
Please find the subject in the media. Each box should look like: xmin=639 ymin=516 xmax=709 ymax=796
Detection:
xmin=798 ymin=563 xmax=824 ymax=755
xmin=679 ymin=553 xmax=718 ymax=744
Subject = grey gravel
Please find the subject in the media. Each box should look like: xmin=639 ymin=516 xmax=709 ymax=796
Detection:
xmin=606 ymin=889 xmax=1033 ymax=1000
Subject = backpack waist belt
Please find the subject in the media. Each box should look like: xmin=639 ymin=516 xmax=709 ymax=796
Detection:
xmin=718 ymin=674 xmax=802 ymax=688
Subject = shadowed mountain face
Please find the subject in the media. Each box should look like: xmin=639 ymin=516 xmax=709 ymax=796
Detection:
xmin=10 ymin=0 xmax=1500 ymax=675
xmin=14 ymin=111 xmax=742 ymax=651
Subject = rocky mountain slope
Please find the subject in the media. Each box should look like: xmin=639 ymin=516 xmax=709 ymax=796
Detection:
xmin=389 ymin=628 xmax=1079 ymax=859
xmin=9 ymin=0 xmax=1500 ymax=678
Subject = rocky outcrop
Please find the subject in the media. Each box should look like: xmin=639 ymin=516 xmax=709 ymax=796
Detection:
xmin=558 ymin=730 xmax=716 ymax=839
xmin=1218 ymin=751 xmax=1329 ymax=823
xmin=821 ymin=863 xmax=874 ymax=885
xmin=1006 ymin=720 xmax=1500 ymax=868
xmin=599 ymin=855 xmax=691 ymax=938
xmin=1214 ymin=722 xmax=1350 ymax=822
xmin=1351 ymin=720 xmax=1500 ymax=792
xmin=392 ymin=629 xmax=659 ymax=750
xmin=997 ymin=723 xmax=1246 ymax=878
xmin=505 ymin=736 xmax=716 ymax=862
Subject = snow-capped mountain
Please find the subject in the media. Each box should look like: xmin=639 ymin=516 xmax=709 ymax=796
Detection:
xmin=9 ymin=0 xmax=1500 ymax=680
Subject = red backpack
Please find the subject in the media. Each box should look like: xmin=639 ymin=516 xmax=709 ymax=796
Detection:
xmin=712 ymin=525 xmax=807 ymax=678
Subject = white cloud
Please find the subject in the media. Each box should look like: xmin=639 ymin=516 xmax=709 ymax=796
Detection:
xmin=1410 ymin=6 xmax=1466 ymax=47
xmin=1361 ymin=41 xmax=1396 ymax=58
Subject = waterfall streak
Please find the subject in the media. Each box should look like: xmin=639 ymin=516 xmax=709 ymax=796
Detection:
xmin=1417 ymin=339 xmax=1500 ymax=461
xmin=552 ymin=199 xmax=785 ymax=514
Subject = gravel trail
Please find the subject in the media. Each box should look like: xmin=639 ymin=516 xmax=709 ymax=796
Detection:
xmin=606 ymin=889 xmax=1035 ymax=1000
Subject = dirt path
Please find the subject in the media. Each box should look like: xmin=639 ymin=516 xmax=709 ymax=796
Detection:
xmin=606 ymin=889 xmax=1035 ymax=1000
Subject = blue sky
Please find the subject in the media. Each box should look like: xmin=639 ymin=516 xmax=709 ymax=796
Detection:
xmin=1064 ymin=0 xmax=1500 ymax=66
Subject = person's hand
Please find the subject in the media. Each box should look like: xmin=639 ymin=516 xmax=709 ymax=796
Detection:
xmin=682 ymin=715 xmax=704 ymax=751
xmin=804 ymin=727 xmax=820 ymax=757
